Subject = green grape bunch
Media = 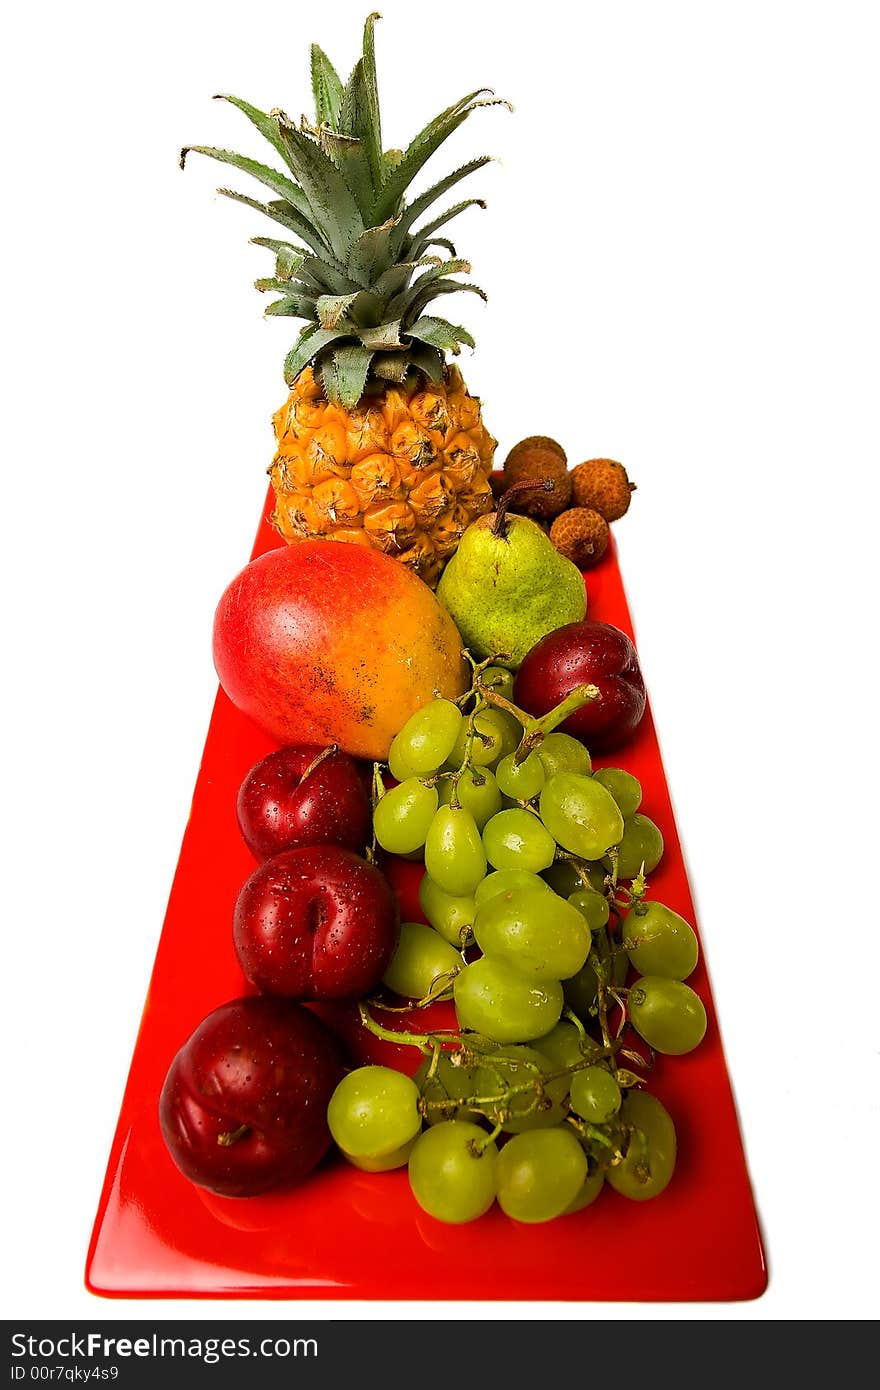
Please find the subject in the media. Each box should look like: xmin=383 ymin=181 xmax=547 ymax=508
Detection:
xmin=330 ymin=653 xmax=707 ymax=1225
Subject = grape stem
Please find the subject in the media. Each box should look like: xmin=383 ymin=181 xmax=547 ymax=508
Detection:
xmin=357 ymin=1002 xmax=462 ymax=1055
xmin=447 ymin=704 xmax=491 ymax=808
xmin=472 ymin=1122 xmax=504 ymax=1155
xmin=366 ymin=763 xmax=386 ymax=865
xmin=590 ymin=940 xmax=617 ymax=1075
xmin=627 ymin=867 xmax=648 ymax=907
xmin=620 ymin=1043 xmax=655 ymax=1073
xmin=358 ymin=1000 xmax=631 ymax=1139
xmin=358 ymin=1004 xmax=627 ymax=1133
xmin=553 ymin=848 xmax=602 ymax=892
xmin=608 ymin=988 xmax=629 ymax=1038
xmin=563 ymin=1007 xmax=589 ymax=1042
xmin=418 ymin=971 xmax=460 ymax=1007
xmin=463 ymin=651 xmax=510 ymax=680
xmin=566 ymin=1114 xmax=616 ymax=1149
xmin=605 ymin=845 xmax=620 ymax=890
xmin=474 ymin=679 xmax=602 ymax=765
xmin=614 ymin=1068 xmax=645 ymax=1089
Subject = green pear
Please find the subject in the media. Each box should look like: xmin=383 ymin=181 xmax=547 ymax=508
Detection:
xmin=436 ymin=490 xmax=588 ymax=669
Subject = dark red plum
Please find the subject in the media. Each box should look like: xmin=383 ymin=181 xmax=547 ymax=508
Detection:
xmin=236 ymin=743 xmax=372 ymax=861
xmin=233 ymin=845 xmax=400 ymax=1000
xmin=158 ymin=995 xmax=346 ymax=1197
xmin=515 ymin=620 xmax=646 ymax=751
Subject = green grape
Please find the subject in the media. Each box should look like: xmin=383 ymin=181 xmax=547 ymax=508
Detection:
xmin=414 ymin=1052 xmax=483 ymax=1126
xmin=494 ymin=750 xmax=546 ymax=801
xmin=563 ymin=1166 xmax=605 ymax=1214
xmin=469 ymin=1045 xmax=570 ymax=1133
xmin=437 ymin=767 xmax=502 ymax=829
xmin=382 ymin=921 xmax=463 ymax=1000
xmin=408 ymin=1121 xmax=498 ymax=1223
xmin=373 ymin=778 xmax=438 ymax=855
xmin=341 ymin=1138 xmax=417 ymax=1172
xmin=536 ymin=732 xmax=592 ymax=777
xmin=568 ymin=887 xmax=610 ymax=931
xmin=473 ymin=885 xmax=590 ymax=981
xmin=628 ymin=976 xmax=707 ymax=1054
xmin=454 ymin=957 xmax=564 ymax=1043
xmin=482 ymin=808 xmax=557 ymax=873
xmin=494 ymin=706 xmax=522 ymax=761
xmin=605 ymin=813 xmax=664 ymax=881
xmin=417 ymin=875 xmax=475 ymax=947
xmin=474 ymin=869 xmax=554 ymax=908
xmin=480 ymin=666 xmax=515 ymax=700
xmin=534 ymin=1019 xmax=600 ymax=1070
xmin=540 ymin=773 xmax=624 ymax=860
xmin=387 ymin=698 xmax=464 ymax=780
xmin=495 ymin=1127 xmax=588 ymax=1223
xmin=543 ymin=859 xmax=607 ymax=896
xmin=482 ymin=707 xmax=522 ymax=762
xmin=327 ymin=1065 xmax=421 ymax=1159
xmin=424 ymin=805 xmax=487 ymax=895
xmin=607 ymin=1090 xmax=676 ymax=1201
xmin=592 ymin=766 xmax=642 ymax=818
xmin=448 ymin=711 xmax=508 ymax=768
xmin=569 ymin=1065 xmax=622 ymax=1124
xmin=622 ymin=901 xmax=699 ymax=979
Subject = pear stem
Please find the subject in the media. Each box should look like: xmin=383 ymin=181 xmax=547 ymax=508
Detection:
xmin=491 ymin=478 xmax=554 ymax=539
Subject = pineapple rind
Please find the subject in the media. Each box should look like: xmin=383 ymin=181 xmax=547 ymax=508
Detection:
xmin=269 ymin=366 xmax=496 ymax=587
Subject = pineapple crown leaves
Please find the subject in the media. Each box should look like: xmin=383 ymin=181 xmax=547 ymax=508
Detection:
xmin=180 ymin=12 xmax=510 ymax=407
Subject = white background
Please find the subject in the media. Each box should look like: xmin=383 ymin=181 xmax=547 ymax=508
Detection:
xmin=3 ymin=0 xmax=878 ymax=1325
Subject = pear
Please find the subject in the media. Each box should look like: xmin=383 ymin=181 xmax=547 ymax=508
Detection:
xmin=436 ymin=481 xmax=588 ymax=669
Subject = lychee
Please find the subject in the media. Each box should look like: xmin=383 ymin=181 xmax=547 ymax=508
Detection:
xmin=549 ymin=507 xmax=610 ymax=568
xmin=570 ymin=458 xmax=636 ymax=522
xmin=504 ymin=435 xmax=567 ymax=470
xmin=501 ymin=443 xmax=572 ymax=520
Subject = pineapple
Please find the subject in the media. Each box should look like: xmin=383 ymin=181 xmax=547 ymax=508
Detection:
xmin=181 ymin=14 xmax=507 ymax=587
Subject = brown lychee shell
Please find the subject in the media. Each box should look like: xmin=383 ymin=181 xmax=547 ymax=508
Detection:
xmin=550 ymin=507 xmax=610 ymax=569
xmin=504 ymin=434 xmax=567 ymax=470
xmin=570 ymin=458 xmax=635 ymax=522
xmin=500 ymin=448 xmax=572 ymax=519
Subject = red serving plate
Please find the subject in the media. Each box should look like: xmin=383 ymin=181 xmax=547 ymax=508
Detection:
xmin=86 ymin=493 xmax=767 ymax=1302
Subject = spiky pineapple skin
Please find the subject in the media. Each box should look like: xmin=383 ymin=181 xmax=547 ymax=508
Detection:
xmin=268 ymin=364 xmax=497 ymax=587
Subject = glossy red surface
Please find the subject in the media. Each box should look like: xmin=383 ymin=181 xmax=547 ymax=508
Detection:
xmin=86 ymin=494 xmax=767 ymax=1301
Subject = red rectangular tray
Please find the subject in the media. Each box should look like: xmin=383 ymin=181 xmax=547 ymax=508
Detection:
xmin=85 ymin=496 xmax=767 ymax=1301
